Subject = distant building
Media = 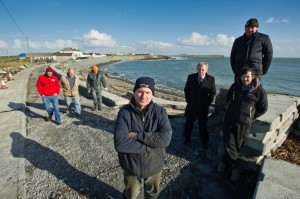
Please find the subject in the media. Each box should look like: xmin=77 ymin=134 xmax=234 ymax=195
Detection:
xmin=19 ymin=47 xmax=107 ymax=63
xmin=25 ymin=53 xmax=55 ymax=61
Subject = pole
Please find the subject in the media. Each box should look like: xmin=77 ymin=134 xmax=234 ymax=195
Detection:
xmin=26 ymin=37 xmax=32 ymax=65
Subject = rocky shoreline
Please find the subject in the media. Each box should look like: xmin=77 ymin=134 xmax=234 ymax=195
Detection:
xmin=8 ymin=57 xmax=299 ymax=198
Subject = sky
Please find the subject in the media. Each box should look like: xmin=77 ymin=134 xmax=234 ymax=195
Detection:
xmin=0 ymin=0 xmax=299 ymax=57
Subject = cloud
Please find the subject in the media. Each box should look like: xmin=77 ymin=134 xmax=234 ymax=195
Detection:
xmin=177 ymin=32 xmax=234 ymax=47
xmin=214 ymin=34 xmax=235 ymax=46
xmin=177 ymin=32 xmax=211 ymax=46
xmin=138 ymin=40 xmax=173 ymax=49
xmin=0 ymin=40 xmax=8 ymax=48
xmin=266 ymin=17 xmax=289 ymax=24
xmin=13 ymin=39 xmax=23 ymax=49
xmin=82 ymin=29 xmax=117 ymax=47
xmin=12 ymin=39 xmax=77 ymax=51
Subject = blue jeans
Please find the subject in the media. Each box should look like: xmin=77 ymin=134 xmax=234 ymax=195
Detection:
xmin=42 ymin=95 xmax=61 ymax=122
xmin=65 ymin=96 xmax=81 ymax=114
xmin=92 ymin=90 xmax=102 ymax=108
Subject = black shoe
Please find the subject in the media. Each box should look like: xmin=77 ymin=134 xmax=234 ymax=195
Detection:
xmin=183 ymin=139 xmax=190 ymax=145
xmin=56 ymin=121 xmax=62 ymax=125
xmin=75 ymin=113 xmax=82 ymax=118
xmin=201 ymin=141 xmax=208 ymax=149
xmin=46 ymin=115 xmax=53 ymax=122
xmin=92 ymin=107 xmax=97 ymax=111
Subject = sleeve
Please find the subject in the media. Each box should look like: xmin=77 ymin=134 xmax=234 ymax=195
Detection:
xmin=254 ymin=89 xmax=268 ymax=118
xmin=184 ymin=76 xmax=191 ymax=103
xmin=208 ymin=76 xmax=216 ymax=105
xmin=226 ymin=84 xmax=235 ymax=104
xmin=101 ymin=72 xmax=107 ymax=88
xmin=55 ymin=76 xmax=60 ymax=94
xmin=86 ymin=74 xmax=91 ymax=90
xmin=262 ymin=35 xmax=273 ymax=75
xmin=114 ymin=109 xmax=149 ymax=153
xmin=36 ymin=76 xmax=43 ymax=96
xmin=138 ymin=107 xmax=172 ymax=148
xmin=230 ymin=40 xmax=237 ymax=73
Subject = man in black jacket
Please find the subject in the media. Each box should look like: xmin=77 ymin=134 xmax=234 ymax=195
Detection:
xmin=217 ymin=67 xmax=268 ymax=181
xmin=114 ymin=77 xmax=172 ymax=199
xmin=230 ymin=18 xmax=273 ymax=81
xmin=86 ymin=65 xmax=107 ymax=111
xmin=183 ymin=62 xmax=216 ymax=148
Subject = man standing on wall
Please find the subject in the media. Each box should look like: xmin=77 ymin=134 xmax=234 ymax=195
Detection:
xmin=230 ymin=18 xmax=273 ymax=81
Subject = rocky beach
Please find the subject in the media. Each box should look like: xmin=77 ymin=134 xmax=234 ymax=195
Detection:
xmin=20 ymin=57 xmax=261 ymax=199
xmin=2 ymin=56 xmax=294 ymax=199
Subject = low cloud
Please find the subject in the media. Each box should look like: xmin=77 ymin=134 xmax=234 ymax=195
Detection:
xmin=82 ymin=29 xmax=117 ymax=47
xmin=138 ymin=40 xmax=173 ymax=49
xmin=178 ymin=32 xmax=211 ymax=46
xmin=177 ymin=32 xmax=234 ymax=47
xmin=266 ymin=17 xmax=289 ymax=24
xmin=0 ymin=40 xmax=8 ymax=48
xmin=12 ymin=39 xmax=77 ymax=50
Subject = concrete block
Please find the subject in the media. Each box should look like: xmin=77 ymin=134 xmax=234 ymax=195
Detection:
xmin=254 ymin=157 xmax=300 ymax=199
xmin=262 ymin=112 xmax=299 ymax=144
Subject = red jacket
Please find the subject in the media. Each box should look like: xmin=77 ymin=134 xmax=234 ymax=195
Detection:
xmin=36 ymin=74 xmax=60 ymax=96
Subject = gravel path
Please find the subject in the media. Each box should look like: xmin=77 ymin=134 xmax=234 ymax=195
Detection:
xmin=24 ymin=61 xmax=257 ymax=199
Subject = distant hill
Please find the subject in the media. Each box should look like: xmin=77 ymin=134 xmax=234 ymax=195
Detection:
xmin=174 ymin=54 xmax=225 ymax=58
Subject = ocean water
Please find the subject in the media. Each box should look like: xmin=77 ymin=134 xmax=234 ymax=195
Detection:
xmin=106 ymin=57 xmax=300 ymax=96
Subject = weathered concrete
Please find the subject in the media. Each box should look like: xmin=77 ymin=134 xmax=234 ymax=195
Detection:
xmin=0 ymin=65 xmax=44 ymax=199
xmin=254 ymin=157 xmax=300 ymax=199
xmin=241 ymin=94 xmax=300 ymax=164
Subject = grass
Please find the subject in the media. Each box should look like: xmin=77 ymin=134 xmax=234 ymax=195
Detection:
xmin=0 ymin=56 xmax=31 ymax=68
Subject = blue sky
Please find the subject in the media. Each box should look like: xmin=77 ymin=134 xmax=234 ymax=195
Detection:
xmin=0 ymin=0 xmax=299 ymax=57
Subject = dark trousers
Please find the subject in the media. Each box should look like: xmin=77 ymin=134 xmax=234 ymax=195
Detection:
xmin=91 ymin=89 xmax=102 ymax=108
xmin=183 ymin=105 xmax=209 ymax=144
xmin=222 ymin=120 xmax=251 ymax=167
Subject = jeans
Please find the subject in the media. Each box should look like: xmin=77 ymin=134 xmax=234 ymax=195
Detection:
xmin=123 ymin=170 xmax=162 ymax=199
xmin=92 ymin=90 xmax=102 ymax=108
xmin=65 ymin=96 xmax=81 ymax=114
xmin=42 ymin=95 xmax=61 ymax=122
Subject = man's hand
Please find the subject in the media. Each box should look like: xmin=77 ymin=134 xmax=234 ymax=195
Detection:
xmin=128 ymin=131 xmax=138 ymax=139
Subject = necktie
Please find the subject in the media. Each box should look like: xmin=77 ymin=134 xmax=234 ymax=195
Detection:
xmin=199 ymin=77 xmax=203 ymax=85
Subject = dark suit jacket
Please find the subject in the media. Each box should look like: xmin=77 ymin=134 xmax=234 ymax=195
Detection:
xmin=184 ymin=73 xmax=216 ymax=108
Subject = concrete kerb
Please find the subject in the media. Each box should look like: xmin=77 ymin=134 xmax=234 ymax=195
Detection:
xmin=0 ymin=64 xmax=47 ymax=199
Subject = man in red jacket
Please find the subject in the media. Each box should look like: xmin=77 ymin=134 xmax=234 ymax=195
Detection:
xmin=36 ymin=66 xmax=61 ymax=125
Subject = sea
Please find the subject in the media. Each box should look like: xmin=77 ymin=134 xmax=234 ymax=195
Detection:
xmin=106 ymin=57 xmax=300 ymax=97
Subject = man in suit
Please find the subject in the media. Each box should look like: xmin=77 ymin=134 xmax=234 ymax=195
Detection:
xmin=183 ymin=62 xmax=216 ymax=148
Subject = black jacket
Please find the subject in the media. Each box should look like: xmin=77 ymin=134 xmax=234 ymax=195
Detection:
xmin=230 ymin=32 xmax=273 ymax=76
xmin=224 ymin=78 xmax=268 ymax=125
xmin=184 ymin=73 xmax=216 ymax=107
xmin=86 ymin=71 xmax=106 ymax=91
xmin=114 ymin=98 xmax=172 ymax=178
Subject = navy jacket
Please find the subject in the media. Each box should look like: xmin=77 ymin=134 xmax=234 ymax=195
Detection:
xmin=230 ymin=32 xmax=273 ymax=76
xmin=114 ymin=98 xmax=172 ymax=178
xmin=224 ymin=78 xmax=268 ymax=125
